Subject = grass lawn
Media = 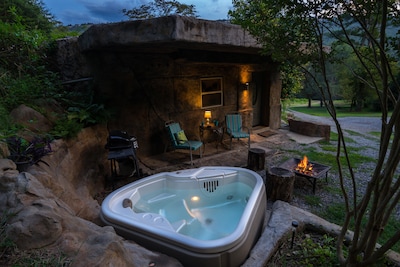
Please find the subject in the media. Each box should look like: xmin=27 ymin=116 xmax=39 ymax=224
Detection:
xmin=284 ymin=99 xmax=385 ymax=117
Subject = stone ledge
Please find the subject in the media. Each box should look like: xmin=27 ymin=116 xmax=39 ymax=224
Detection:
xmin=288 ymin=119 xmax=330 ymax=141
xmin=244 ymin=201 xmax=400 ymax=266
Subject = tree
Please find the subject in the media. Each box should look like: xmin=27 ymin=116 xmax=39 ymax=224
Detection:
xmin=230 ymin=0 xmax=400 ymax=266
xmin=123 ymin=0 xmax=197 ymax=20
xmin=0 ymin=0 xmax=54 ymax=34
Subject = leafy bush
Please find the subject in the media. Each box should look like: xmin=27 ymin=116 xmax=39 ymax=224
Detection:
xmin=0 ymin=2 xmax=110 ymax=140
xmin=6 ymin=136 xmax=52 ymax=168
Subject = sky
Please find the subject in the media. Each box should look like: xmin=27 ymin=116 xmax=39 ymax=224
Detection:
xmin=42 ymin=0 xmax=233 ymax=25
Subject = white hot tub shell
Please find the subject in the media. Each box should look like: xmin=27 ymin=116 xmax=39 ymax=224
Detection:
xmin=100 ymin=166 xmax=266 ymax=267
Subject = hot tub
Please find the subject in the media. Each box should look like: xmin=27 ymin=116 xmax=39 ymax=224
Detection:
xmin=100 ymin=166 xmax=266 ymax=267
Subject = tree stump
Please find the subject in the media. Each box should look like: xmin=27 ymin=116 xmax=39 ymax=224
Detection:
xmin=247 ymin=148 xmax=266 ymax=171
xmin=266 ymin=167 xmax=295 ymax=202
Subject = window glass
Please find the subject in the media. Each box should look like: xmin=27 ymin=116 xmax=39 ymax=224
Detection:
xmin=201 ymin=78 xmax=223 ymax=108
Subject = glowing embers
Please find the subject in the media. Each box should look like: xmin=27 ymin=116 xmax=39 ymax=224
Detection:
xmin=280 ymin=156 xmax=330 ymax=179
xmin=278 ymin=156 xmax=331 ymax=194
xmin=295 ymin=155 xmax=314 ymax=176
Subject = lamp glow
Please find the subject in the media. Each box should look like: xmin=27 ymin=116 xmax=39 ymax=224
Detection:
xmin=204 ymin=111 xmax=212 ymax=125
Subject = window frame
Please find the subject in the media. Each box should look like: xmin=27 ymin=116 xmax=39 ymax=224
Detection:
xmin=200 ymin=77 xmax=223 ymax=109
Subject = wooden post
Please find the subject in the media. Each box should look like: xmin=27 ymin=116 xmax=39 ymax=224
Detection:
xmin=247 ymin=148 xmax=266 ymax=171
xmin=266 ymin=167 xmax=295 ymax=202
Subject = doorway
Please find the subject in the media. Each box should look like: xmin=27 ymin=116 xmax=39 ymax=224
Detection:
xmin=251 ymin=72 xmax=269 ymax=127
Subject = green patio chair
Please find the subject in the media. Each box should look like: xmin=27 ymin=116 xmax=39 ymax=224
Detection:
xmin=165 ymin=121 xmax=203 ymax=165
xmin=225 ymin=113 xmax=250 ymax=149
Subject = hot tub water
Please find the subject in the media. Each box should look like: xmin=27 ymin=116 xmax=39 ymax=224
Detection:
xmin=132 ymin=182 xmax=252 ymax=240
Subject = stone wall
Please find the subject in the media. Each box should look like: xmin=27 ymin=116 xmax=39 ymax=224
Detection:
xmin=288 ymin=119 xmax=331 ymax=141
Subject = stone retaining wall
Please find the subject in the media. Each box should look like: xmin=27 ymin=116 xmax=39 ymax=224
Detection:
xmin=288 ymin=119 xmax=330 ymax=141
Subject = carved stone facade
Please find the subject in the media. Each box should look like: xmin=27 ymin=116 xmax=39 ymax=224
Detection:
xmin=57 ymin=16 xmax=282 ymax=157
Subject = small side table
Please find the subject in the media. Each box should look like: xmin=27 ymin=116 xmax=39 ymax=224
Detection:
xmin=199 ymin=124 xmax=224 ymax=150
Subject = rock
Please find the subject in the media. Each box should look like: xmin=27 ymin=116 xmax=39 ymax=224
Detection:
xmin=0 ymin=123 xmax=183 ymax=266
xmin=9 ymin=104 xmax=53 ymax=135
xmin=28 ymin=125 xmax=109 ymax=223
xmin=0 ymin=159 xmax=183 ymax=266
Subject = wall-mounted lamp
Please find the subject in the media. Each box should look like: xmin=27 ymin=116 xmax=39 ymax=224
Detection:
xmin=204 ymin=110 xmax=212 ymax=125
xmin=244 ymin=82 xmax=250 ymax=90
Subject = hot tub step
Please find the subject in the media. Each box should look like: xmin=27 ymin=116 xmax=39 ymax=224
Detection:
xmin=147 ymin=193 xmax=176 ymax=204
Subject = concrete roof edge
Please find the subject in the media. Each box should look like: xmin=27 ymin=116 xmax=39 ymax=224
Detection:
xmin=78 ymin=15 xmax=262 ymax=52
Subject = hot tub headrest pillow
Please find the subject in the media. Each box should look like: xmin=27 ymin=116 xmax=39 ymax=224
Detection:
xmin=174 ymin=130 xmax=188 ymax=144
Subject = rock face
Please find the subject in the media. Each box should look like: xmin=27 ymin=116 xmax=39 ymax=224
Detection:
xmin=0 ymin=125 xmax=182 ymax=266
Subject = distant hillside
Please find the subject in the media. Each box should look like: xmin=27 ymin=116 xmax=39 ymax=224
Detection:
xmin=67 ymin=24 xmax=93 ymax=34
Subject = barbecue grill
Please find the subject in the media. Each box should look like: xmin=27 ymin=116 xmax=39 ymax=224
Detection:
xmin=279 ymin=158 xmax=331 ymax=194
xmin=105 ymin=130 xmax=140 ymax=184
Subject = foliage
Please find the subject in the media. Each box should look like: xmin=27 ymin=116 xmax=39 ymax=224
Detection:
xmin=48 ymin=88 xmax=111 ymax=139
xmin=0 ymin=0 xmax=55 ymax=34
xmin=230 ymin=1 xmax=400 ymax=265
xmin=320 ymin=202 xmax=400 ymax=253
xmin=0 ymin=10 xmax=49 ymax=76
xmin=6 ymin=136 xmax=52 ymax=166
xmin=10 ymin=249 xmax=71 ymax=266
xmin=0 ymin=0 xmax=110 ymax=140
xmin=50 ymin=24 xmax=81 ymax=39
xmin=51 ymin=117 xmax=84 ymax=139
xmin=281 ymin=64 xmax=305 ymax=99
xmin=0 ymin=211 xmax=15 ymax=253
xmin=123 ymin=0 xmax=197 ymax=20
xmin=269 ymin=231 xmax=341 ymax=266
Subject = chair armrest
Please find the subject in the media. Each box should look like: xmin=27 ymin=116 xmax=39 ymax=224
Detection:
xmin=240 ymin=126 xmax=250 ymax=134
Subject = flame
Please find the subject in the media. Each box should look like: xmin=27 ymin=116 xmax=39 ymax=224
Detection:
xmin=296 ymin=155 xmax=313 ymax=174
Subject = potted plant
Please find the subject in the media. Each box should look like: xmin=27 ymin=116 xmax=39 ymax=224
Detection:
xmin=6 ymin=136 xmax=52 ymax=172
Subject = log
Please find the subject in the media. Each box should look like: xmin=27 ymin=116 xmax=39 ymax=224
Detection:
xmin=266 ymin=167 xmax=295 ymax=202
xmin=247 ymin=148 xmax=266 ymax=171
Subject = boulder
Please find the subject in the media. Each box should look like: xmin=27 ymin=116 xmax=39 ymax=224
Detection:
xmin=0 ymin=124 xmax=182 ymax=266
xmin=9 ymin=104 xmax=53 ymax=135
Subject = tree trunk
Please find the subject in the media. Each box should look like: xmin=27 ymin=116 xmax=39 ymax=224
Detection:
xmin=266 ymin=167 xmax=295 ymax=202
xmin=247 ymin=148 xmax=265 ymax=171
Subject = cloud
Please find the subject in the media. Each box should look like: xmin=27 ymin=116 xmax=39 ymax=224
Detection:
xmin=77 ymin=0 xmax=136 ymax=23
xmin=189 ymin=0 xmax=231 ymax=20
xmin=44 ymin=0 xmax=232 ymax=25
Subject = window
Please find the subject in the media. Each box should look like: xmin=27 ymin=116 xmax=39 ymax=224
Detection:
xmin=201 ymin=77 xmax=223 ymax=108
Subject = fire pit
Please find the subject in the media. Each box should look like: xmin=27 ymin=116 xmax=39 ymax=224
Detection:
xmin=279 ymin=156 xmax=331 ymax=194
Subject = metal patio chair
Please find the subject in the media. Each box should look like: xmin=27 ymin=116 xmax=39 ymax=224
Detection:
xmin=225 ymin=113 xmax=250 ymax=149
xmin=165 ymin=121 xmax=203 ymax=165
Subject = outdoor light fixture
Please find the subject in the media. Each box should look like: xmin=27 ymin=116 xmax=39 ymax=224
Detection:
xmin=244 ymin=82 xmax=249 ymax=90
xmin=204 ymin=110 xmax=212 ymax=125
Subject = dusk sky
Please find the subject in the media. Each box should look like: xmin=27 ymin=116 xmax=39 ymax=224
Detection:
xmin=42 ymin=0 xmax=233 ymax=25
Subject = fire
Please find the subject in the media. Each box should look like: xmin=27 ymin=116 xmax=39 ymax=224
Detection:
xmin=296 ymin=155 xmax=314 ymax=175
